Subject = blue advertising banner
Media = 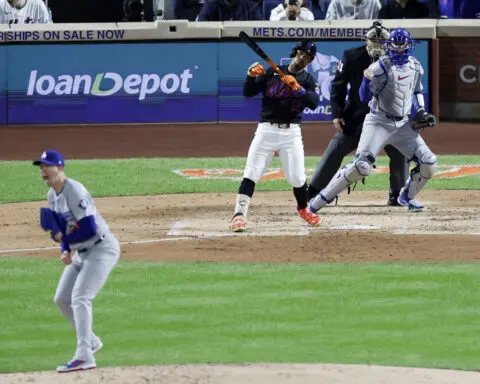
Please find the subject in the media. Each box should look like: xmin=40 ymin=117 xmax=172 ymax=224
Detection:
xmin=7 ymin=43 xmax=218 ymax=124
xmin=218 ymin=41 xmax=430 ymax=122
xmin=2 ymin=40 xmax=430 ymax=125
xmin=0 ymin=46 xmax=6 ymax=125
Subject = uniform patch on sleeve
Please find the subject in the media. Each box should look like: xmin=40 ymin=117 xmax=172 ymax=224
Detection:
xmin=78 ymin=200 xmax=88 ymax=209
xmin=315 ymin=86 xmax=320 ymax=95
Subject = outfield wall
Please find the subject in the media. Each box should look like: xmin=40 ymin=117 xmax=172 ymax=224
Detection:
xmin=0 ymin=20 xmax=477 ymax=125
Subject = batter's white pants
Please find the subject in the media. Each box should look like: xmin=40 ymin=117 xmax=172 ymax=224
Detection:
xmin=53 ymin=233 xmax=120 ymax=361
xmin=243 ymin=122 xmax=306 ymax=188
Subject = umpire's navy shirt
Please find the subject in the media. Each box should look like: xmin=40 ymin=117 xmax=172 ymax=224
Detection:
xmin=378 ymin=0 xmax=430 ymax=18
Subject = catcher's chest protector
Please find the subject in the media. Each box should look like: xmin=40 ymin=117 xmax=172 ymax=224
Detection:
xmin=375 ymin=57 xmax=421 ymax=118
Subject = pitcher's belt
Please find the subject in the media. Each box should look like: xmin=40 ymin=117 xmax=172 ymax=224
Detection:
xmin=78 ymin=236 xmax=105 ymax=254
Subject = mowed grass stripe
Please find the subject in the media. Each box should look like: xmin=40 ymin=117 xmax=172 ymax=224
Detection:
xmin=1 ymin=258 xmax=480 ymax=372
xmin=1 ymin=155 xmax=479 ymax=203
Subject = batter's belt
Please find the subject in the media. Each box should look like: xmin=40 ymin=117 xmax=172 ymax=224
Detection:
xmin=262 ymin=121 xmax=292 ymax=129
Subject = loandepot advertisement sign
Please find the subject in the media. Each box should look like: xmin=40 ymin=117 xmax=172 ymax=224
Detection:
xmin=27 ymin=70 xmax=194 ymax=100
xmin=7 ymin=42 xmax=217 ymax=124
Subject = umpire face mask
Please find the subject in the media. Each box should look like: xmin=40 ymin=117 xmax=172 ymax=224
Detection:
xmin=366 ymin=38 xmax=386 ymax=58
xmin=365 ymin=21 xmax=390 ymax=59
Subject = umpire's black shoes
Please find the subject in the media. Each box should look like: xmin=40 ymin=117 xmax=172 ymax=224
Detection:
xmin=388 ymin=193 xmax=401 ymax=206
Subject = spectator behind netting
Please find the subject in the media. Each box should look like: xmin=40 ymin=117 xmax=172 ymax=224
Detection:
xmin=270 ymin=0 xmax=314 ymax=20
xmin=378 ymin=0 xmax=430 ymax=18
xmin=197 ymin=0 xmax=262 ymax=21
xmin=325 ymin=0 xmax=381 ymax=19
xmin=175 ymin=0 xmax=203 ymax=21
xmin=0 ymin=0 xmax=51 ymax=24
xmin=48 ymin=0 xmax=124 ymax=22
xmin=440 ymin=0 xmax=480 ymax=18
xmin=124 ymin=0 xmax=143 ymax=21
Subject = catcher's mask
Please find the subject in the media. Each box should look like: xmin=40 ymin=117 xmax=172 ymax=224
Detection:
xmin=364 ymin=20 xmax=390 ymax=58
xmin=385 ymin=27 xmax=414 ymax=66
xmin=290 ymin=40 xmax=317 ymax=60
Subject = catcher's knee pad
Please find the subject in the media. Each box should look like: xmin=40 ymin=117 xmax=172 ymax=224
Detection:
xmin=345 ymin=152 xmax=375 ymax=182
xmin=414 ymin=145 xmax=438 ymax=179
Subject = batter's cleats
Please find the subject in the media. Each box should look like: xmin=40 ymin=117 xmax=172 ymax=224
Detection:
xmin=231 ymin=214 xmax=247 ymax=232
xmin=297 ymin=207 xmax=321 ymax=226
xmin=56 ymin=359 xmax=96 ymax=373
xmin=91 ymin=337 xmax=103 ymax=354
xmin=398 ymin=187 xmax=424 ymax=212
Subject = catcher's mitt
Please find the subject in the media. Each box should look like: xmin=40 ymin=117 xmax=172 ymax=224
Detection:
xmin=412 ymin=109 xmax=436 ymax=131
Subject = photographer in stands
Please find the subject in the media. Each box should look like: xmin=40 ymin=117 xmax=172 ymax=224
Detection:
xmin=0 ymin=0 xmax=51 ymax=24
xmin=270 ymin=0 xmax=315 ymax=21
xmin=197 ymin=0 xmax=261 ymax=21
xmin=325 ymin=0 xmax=382 ymax=19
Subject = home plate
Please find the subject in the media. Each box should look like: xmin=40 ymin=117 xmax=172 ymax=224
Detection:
xmin=329 ymin=225 xmax=380 ymax=230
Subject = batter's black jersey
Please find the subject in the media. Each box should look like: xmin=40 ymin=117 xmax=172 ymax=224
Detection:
xmin=330 ymin=46 xmax=376 ymax=125
xmin=243 ymin=65 xmax=319 ymax=124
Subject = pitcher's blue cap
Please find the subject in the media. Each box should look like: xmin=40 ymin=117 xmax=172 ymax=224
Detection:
xmin=32 ymin=150 xmax=65 ymax=167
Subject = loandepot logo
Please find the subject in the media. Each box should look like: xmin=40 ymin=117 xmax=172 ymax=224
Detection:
xmin=27 ymin=69 xmax=194 ymax=100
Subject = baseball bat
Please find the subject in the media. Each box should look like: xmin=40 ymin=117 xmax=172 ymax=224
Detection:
xmin=238 ymin=31 xmax=287 ymax=78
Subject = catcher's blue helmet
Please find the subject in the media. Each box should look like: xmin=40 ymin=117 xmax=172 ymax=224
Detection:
xmin=290 ymin=40 xmax=317 ymax=59
xmin=385 ymin=27 xmax=414 ymax=66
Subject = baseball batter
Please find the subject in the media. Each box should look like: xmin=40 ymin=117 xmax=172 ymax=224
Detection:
xmin=309 ymin=27 xmax=437 ymax=213
xmin=33 ymin=150 xmax=120 ymax=373
xmin=231 ymin=41 xmax=321 ymax=232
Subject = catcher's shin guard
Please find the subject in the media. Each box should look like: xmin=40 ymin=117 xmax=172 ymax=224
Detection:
xmin=405 ymin=146 xmax=438 ymax=200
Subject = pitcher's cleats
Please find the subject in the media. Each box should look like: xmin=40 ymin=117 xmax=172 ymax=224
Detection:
xmin=56 ymin=359 xmax=96 ymax=373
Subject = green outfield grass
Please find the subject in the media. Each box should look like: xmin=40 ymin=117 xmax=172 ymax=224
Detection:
xmin=0 ymin=155 xmax=479 ymax=203
xmin=1 ymin=258 xmax=480 ymax=373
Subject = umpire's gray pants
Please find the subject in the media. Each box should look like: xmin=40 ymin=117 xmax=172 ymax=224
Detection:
xmin=309 ymin=131 xmax=408 ymax=196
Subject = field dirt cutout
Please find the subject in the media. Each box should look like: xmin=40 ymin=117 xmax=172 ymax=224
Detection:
xmin=1 ymin=190 xmax=480 ymax=383
xmin=1 ymin=190 xmax=479 ymax=262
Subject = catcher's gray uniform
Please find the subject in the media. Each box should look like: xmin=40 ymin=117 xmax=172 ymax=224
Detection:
xmin=51 ymin=179 xmax=120 ymax=364
xmin=310 ymin=55 xmax=437 ymax=211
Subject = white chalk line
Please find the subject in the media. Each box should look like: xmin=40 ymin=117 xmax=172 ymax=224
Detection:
xmin=1 ymin=219 xmax=479 ymax=256
xmin=0 ymin=236 xmax=193 ymax=256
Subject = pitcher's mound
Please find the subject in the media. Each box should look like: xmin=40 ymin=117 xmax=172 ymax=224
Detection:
xmin=3 ymin=363 xmax=480 ymax=384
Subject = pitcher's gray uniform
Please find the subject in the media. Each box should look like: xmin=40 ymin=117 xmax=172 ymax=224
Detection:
xmin=51 ymin=179 xmax=120 ymax=367
xmin=309 ymin=28 xmax=437 ymax=213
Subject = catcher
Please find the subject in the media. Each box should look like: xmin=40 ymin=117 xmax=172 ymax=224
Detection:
xmin=310 ymin=27 xmax=437 ymax=213
xmin=307 ymin=20 xmax=409 ymax=207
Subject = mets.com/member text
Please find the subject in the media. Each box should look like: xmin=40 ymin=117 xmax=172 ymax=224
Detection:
xmin=252 ymin=27 xmax=370 ymax=38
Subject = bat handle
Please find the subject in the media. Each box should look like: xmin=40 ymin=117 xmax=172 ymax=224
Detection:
xmin=265 ymin=58 xmax=285 ymax=77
